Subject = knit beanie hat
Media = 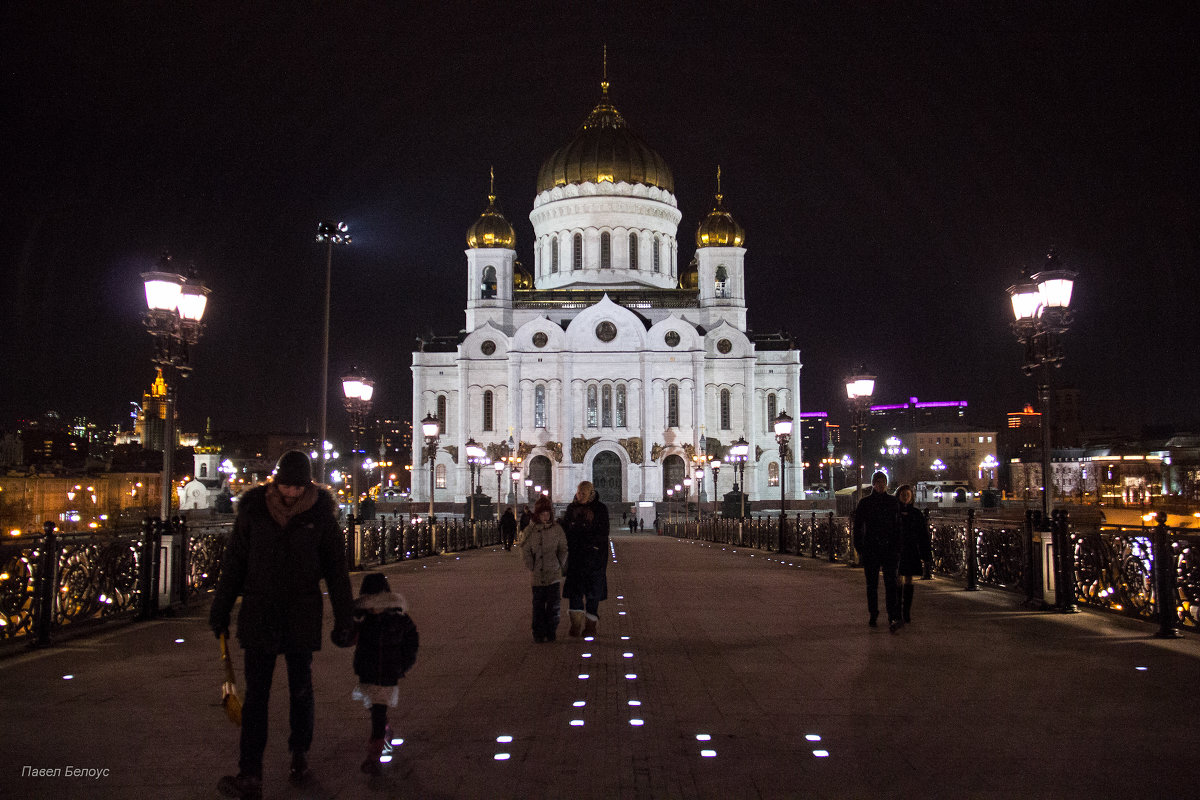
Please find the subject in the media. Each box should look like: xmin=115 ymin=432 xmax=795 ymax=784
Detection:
xmin=274 ymin=450 xmax=312 ymax=486
xmin=359 ymin=572 xmax=390 ymax=596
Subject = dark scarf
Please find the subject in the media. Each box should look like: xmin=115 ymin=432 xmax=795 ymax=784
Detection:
xmin=265 ymin=482 xmax=319 ymax=528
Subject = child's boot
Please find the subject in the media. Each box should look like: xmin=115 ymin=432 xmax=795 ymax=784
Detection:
xmin=583 ymin=614 xmax=597 ymax=637
xmin=568 ymin=610 xmax=585 ymax=637
xmin=361 ymin=739 xmax=385 ymax=775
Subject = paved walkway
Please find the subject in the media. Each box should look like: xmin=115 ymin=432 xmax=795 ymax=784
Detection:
xmin=2 ymin=533 xmax=1197 ymax=799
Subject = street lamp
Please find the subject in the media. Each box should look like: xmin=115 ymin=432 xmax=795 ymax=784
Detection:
xmin=421 ymin=413 xmax=440 ymax=522
xmin=666 ymin=488 xmax=675 ymax=526
xmin=728 ymin=438 xmax=750 ymax=518
xmin=710 ymin=459 xmax=721 ymax=516
xmin=316 ymin=220 xmax=351 ymax=485
xmin=980 ymin=454 xmax=998 ymax=487
xmin=464 ymin=438 xmax=488 ymax=522
xmin=1007 ymin=248 xmax=1077 ymax=611
xmin=341 ymin=369 xmax=374 ymax=521
xmin=774 ymin=410 xmax=793 ymax=553
xmin=493 ymin=460 xmax=505 ymax=515
xmin=845 ymin=371 xmax=875 ymax=507
xmin=693 ymin=468 xmax=705 ymax=521
xmin=1007 ymin=249 xmax=1076 ymax=519
xmin=142 ymin=253 xmax=210 ymax=521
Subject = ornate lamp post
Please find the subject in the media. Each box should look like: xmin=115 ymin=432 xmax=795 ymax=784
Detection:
xmin=693 ymin=468 xmax=705 ymax=521
xmin=316 ymin=221 xmax=351 ymax=484
xmin=666 ymin=488 xmax=675 ymax=526
xmin=1007 ymin=249 xmax=1077 ymax=611
xmin=774 ymin=410 xmax=793 ymax=553
xmin=464 ymin=438 xmax=488 ymax=522
xmin=142 ymin=254 xmax=210 ymax=521
xmin=710 ymin=459 xmax=721 ymax=517
xmin=728 ymin=438 xmax=750 ymax=518
xmin=341 ymin=370 xmax=374 ymax=518
xmin=493 ymin=460 xmax=505 ymax=515
xmin=421 ymin=413 xmax=440 ymax=522
xmin=511 ymin=468 xmax=522 ymax=507
xmin=979 ymin=455 xmax=998 ymax=487
xmin=845 ymin=371 xmax=875 ymax=566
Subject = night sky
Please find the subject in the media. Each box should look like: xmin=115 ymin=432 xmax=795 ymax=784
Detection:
xmin=4 ymin=3 xmax=1197 ymax=440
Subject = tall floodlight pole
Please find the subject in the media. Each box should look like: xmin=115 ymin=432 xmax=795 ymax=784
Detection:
xmin=1007 ymin=249 xmax=1077 ymax=611
xmin=142 ymin=254 xmax=210 ymax=521
xmin=315 ymin=221 xmax=351 ymax=484
xmin=774 ymin=411 xmax=793 ymax=554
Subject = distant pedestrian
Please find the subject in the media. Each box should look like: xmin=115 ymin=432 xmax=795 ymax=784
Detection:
xmin=852 ymin=471 xmax=903 ymax=632
xmin=628 ymin=516 xmax=636 ymax=534
xmin=210 ymin=451 xmax=355 ymax=800
xmin=896 ymin=485 xmax=933 ymax=623
xmin=562 ymin=481 xmax=610 ymax=637
xmin=519 ymin=494 xmax=568 ymax=642
xmin=350 ymin=573 xmax=419 ymax=775
xmin=499 ymin=507 xmax=517 ymax=551
xmin=653 ymin=515 xmax=661 ymax=534
xmin=638 ymin=517 xmax=643 ymax=532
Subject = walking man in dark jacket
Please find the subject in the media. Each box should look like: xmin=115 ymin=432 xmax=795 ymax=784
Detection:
xmin=499 ymin=507 xmax=517 ymax=551
xmin=209 ymin=451 xmax=355 ymax=799
xmin=853 ymin=471 xmax=904 ymax=632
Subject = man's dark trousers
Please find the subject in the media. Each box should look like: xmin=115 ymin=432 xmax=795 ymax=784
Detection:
xmin=862 ymin=554 xmax=901 ymax=623
xmin=239 ymin=649 xmax=314 ymax=775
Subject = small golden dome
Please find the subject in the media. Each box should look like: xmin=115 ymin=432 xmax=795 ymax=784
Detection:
xmin=536 ymin=81 xmax=674 ymax=194
xmin=466 ymin=192 xmax=516 ymax=249
xmin=680 ymin=255 xmax=699 ymax=290
xmin=696 ymin=167 xmax=745 ymax=248
xmin=513 ymin=260 xmax=534 ymax=290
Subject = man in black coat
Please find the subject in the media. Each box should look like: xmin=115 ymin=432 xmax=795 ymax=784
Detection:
xmin=210 ymin=451 xmax=354 ymax=799
xmin=499 ymin=507 xmax=517 ymax=550
xmin=853 ymin=471 xmax=904 ymax=632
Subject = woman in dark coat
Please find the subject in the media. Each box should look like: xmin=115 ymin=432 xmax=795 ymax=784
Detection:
xmin=561 ymin=480 xmax=609 ymax=637
xmin=896 ymin=484 xmax=933 ymax=623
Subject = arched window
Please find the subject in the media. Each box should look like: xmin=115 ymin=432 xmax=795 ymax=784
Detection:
xmin=483 ymin=390 xmax=494 ymax=431
xmin=667 ymin=384 xmax=679 ymax=428
xmin=551 ymin=236 xmax=559 ymax=273
xmin=481 ymin=265 xmax=497 ymax=299
xmin=628 ymin=232 xmax=639 ymax=270
xmin=586 ymin=385 xmax=598 ymax=428
xmin=653 ymin=235 xmax=661 ymax=272
xmin=768 ymin=462 xmax=780 ymax=487
xmin=436 ymin=395 xmax=447 ymax=433
xmin=534 ymin=385 xmax=546 ymax=428
xmin=715 ymin=265 xmax=728 ymax=297
xmin=766 ymin=393 xmax=777 ymax=433
xmin=435 ymin=463 xmax=446 ymax=489
xmin=616 ymin=385 xmax=627 ymax=427
xmin=670 ymin=246 xmax=676 ymax=277
xmin=199 ymin=463 xmax=208 ymax=478
xmin=720 ymin=389 xmax=731 ymax=430
xmin=600 ymin=232 xmax=611 ymax=269
xmin=602 ymin=385 xmax=612 ymax=427
xmin=573 ymin=233 xmax=583 ymax=270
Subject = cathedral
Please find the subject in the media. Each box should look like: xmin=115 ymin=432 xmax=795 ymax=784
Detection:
xmin=410 ymin=76 xmax=802 ymax=512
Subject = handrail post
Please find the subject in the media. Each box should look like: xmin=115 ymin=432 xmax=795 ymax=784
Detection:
xmin=1053 ymin=509 xmax=1078 ymax=613
xmin=138 ymin=517 xmax=159 ymax=621
xmin=32 ymin=521 xmax=59 ymax=647
xmin=1153 ymin=512 xmax=1182 ymax=639
xmin=965 ymin=508 xmax=979 ymax=591
xmin=1022 ymin=509 xmax=1037 ymax=604
xmin=176 ymin=516 xmax=189 ymax=606
xmin=828 ymin=513 xmax=837 ymax=562
xmin=380 ymin=524 xmax=389 ymax=565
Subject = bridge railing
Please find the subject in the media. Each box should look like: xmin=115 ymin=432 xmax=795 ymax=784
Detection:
xmin=664 ymin=509 xmax=1198 ymax=632
xmin=1 ymin=515 xmax=504 ymax=651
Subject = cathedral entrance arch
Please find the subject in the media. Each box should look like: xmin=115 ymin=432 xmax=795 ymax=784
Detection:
xmin=591 ymin=450 xmax=622 ymax=503
xmin=662 ymin=454 xmax=686 ymax=497
xmin=527 ymin=455 xmax=552 ymax=500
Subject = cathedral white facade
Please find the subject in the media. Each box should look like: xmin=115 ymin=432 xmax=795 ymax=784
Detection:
xmin=411 ymin=79 xmax=801 ymax=511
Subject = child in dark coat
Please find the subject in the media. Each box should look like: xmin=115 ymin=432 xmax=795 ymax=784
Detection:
xmin=350 ymin=573 xmax=419 ymax=775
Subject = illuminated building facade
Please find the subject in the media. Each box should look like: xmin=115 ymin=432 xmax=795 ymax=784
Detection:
xmin=411 ymin=77 xmax=802 ymax=508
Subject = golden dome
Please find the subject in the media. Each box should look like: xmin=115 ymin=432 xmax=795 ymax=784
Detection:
xmin=696 ymin=168 xmax=745 ymax=247
xmin=680 ymin=255 xmax=699 ymax=290
xmin=513 ymin=260 xmax=534 ymax=290
xmin=536 ymin=82 xmax=674 ymax=194
xmin=466 ymin=172 xmax=516 ymax=249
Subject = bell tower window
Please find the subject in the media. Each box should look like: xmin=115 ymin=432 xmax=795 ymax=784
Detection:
xmin=715 ymin=265 xmax=729 ymax=298
xmin=600 ymin=232 xmax=611 ymax=269
xmin=481 ymin=266 xmax=497 ymax=299
xmin=551 ymin=236 xmax=559 ymax=273
xmin=573 ymin=233 xmax=583 ymax=270
xmin=629 ymin=233 xmax=639 ymax=270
